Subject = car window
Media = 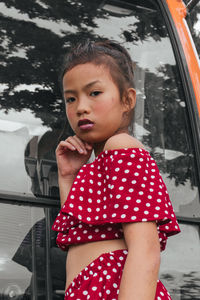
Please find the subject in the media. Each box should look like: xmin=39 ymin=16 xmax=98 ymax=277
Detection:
xmin=0 ymin=203 xmax=66 ymax=299
xmin=0 ymin=1 xmax=200 ymax=298
xmin=185 ymin=1 xmax=200 ymax=57
xmin=0 ymin=0 xmax=199 ymax=216
xmin=160 ymin=222 xmax=200 ymax=299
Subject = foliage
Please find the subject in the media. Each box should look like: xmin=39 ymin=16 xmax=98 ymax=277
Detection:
xmin=0 ymin=0 xmax=198 ymax=187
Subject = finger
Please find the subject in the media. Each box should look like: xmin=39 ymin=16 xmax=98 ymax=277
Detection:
xmin=56 ymin=141 xmax=76 ymax=153
xmin=73 ymin=135 xmax=87 ymax=149
xmin=73 ymin=136 xmax=93 ymax=151
xmin=72 ymin=136 xmax=90 ymax=154
xmin=65 ymin=136 xmax=86 ymax=154
xmin=85 ymin=142 xmax=93 ymax=150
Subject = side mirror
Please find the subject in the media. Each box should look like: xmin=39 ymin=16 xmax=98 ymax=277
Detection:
xmin=186 ymin=0 xmax=200 ymax=13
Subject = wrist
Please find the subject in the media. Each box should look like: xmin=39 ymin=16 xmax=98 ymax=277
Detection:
xmin=58 ymin=172 xmax=77 ymax=181
xmin=58 ymin=172 xmax=78 ymax=207
xmin=58 ymin=169 xmax=78 ymax=179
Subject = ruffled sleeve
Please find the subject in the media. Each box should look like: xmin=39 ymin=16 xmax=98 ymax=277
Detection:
xmin=52 ymin=148 xmax=180 ymax=251
xmin=103 ymin=149 xmax=178 ymax=225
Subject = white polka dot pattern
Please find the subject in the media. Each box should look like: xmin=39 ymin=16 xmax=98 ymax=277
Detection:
xmin=52 ymin=148 xmax=180 ymax=251
xmin=64 ymin=249 xmax=172 ymax=300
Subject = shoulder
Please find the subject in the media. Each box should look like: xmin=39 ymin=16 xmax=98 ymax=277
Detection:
xmin=103 ymin=133 xmax=145 ymax=151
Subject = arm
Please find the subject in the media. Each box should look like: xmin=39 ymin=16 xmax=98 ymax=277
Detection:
xmin=104 ymin=134 xmax=160 ymax=298
xmin=58 ymin=173 xmax=77 ymax=207
xmin=118 ymin=221 xmax=160 ymax=300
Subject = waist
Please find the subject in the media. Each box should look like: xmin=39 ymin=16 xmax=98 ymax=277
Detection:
xmin=66 ymin=238 xmax=127 ymax=289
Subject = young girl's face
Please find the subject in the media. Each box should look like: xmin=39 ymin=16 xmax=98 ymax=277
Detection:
xmin=63 ymin=62 xmax=132 ymax=144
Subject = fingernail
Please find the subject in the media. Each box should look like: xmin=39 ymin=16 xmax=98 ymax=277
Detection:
xmin=79 ymin=149 xmax=84 ymax=153
xmin=86 ymin=144 xmax=92 ymax=149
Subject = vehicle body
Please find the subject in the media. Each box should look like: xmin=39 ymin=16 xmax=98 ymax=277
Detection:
xmin=0 ymin=0 xmax=199 ymax=299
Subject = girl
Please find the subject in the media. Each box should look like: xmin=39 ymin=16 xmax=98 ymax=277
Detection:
xmin=52 ymin=39 xmax=180 ymax=300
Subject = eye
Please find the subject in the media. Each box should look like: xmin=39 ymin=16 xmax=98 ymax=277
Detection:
xmin=90 ymin=91 xmax=102 ymax=97
xmin=65 ymin=97 xmax=75 ymax=104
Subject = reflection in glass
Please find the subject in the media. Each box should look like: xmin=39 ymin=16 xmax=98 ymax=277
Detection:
xmin=160 ymin=223 xmax=200 ymax=299
xmin=185 ymin=1 xmax=200 ymax=57
xmin=1 ymin=0 xmax=198 ymax=216
xmin=0 ymin=1 xmax=200 ymax=299
xmin=0 ymin=203 xmax=66 ymax=299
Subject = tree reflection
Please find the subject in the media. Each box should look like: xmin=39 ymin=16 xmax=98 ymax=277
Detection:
xmin=0 ymin=0 xmax=107 ymax=129
xmin=161 ymin=271 xmax=200 ymax=299
xmin=185 ymin=0 xmax=200 ymax=57
xmin=0 ymin=0 xmax=198 ymax=188
xmin=122 ymin=8 xmax=167 ymax=43
xmin=0 ymin=0 xmax=172 ymax=129
xmin=142 ymin=64 xmax=196 ymax=186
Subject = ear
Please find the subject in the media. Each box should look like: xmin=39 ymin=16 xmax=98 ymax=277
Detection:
xmin=122 ymin=88 xmax=136 ymax=112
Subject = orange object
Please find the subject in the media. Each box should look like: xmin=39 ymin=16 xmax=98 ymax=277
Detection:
xmin=165 ymin=0 xmax=200 ymax=116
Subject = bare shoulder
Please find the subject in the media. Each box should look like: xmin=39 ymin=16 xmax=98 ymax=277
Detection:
xmin=103 ymin=133 xmax=145 ymax=151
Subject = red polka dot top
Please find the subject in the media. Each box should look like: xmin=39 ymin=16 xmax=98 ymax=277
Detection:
xmin=52 ymin=148 xmax=180 ymax=251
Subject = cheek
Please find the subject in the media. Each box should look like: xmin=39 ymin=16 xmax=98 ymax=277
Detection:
xmin=94 ymin=97 xmax=117 ymax=114
xmin=66 ymin=107 xmax=74 ymax=123
xmin=94 ymin=103 xmax=107 ymax=114
xmin=103 ymin=98 xmax=124 ymax=116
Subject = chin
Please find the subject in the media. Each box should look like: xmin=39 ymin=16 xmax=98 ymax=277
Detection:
xmin=78 ymin=133 xmax=106 ymax=144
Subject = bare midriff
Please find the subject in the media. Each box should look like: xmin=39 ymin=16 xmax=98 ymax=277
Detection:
xmin=65 ymin=238 xmax=127 ymax=290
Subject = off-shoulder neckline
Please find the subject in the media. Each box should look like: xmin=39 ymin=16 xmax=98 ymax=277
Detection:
xmin=93 ymin=147 xmax=149 ymax=161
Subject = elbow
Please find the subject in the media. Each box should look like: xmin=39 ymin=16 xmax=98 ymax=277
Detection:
xmin=153 ymin=251 xmax=161 ymax=272
xmin=136 ymin=241 xmax=161 ymax=275
xmin=148 ymin=235 xmax=161 ymax=271
xmin=128 ymin=241 xmax=161 ymax=271
xmin=147 ymin=246 xmax=161 ymax=276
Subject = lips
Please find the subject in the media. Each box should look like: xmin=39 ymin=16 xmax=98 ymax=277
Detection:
xmin=78 ymin=119 xmax=94 ymax=126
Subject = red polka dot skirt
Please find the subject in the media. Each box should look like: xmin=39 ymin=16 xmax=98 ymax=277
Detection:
xmin=64 ymin=249 xmax=172 ymax=300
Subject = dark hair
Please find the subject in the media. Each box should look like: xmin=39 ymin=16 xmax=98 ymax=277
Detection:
xmin=60 ymin=39 xmax=135 ymax=99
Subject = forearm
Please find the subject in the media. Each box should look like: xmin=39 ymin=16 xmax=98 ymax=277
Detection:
xmin=58 ymin=173 xmax=77 ymax=207
xmin=118 ymin=247 xmax=160 ymax=300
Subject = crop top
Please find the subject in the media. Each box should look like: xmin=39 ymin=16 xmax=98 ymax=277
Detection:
xmin=52 ymin=148 xmax=180 ymax=252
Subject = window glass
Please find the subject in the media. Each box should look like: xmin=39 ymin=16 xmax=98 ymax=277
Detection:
xmin=0 ymin=203 xmax=66 ymax=299
xmin=160 ymin=223 xmax=200 ymax=299
xmin=0 ymin=0 xmax=199 ymax=219
xmin=0 ymin=1 xmax=200 ymax=299
xmin=185 ymin=1 xmax=200 ymax=57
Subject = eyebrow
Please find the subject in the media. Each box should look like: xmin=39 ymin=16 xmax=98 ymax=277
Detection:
xmin=64 ymin=80 xmax=101 ymax=94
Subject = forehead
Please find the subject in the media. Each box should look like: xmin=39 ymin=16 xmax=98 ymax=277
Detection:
xmin=63 ymin=63 xmax=114 ymax=86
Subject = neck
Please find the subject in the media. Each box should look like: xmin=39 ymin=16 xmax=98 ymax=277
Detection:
xmin=93 ymin=127 xmax=130 ymax=157
xmin=93 ymin=141 xmax=107 ymax=158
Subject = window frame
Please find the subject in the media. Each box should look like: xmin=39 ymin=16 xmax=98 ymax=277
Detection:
xmin=0 ymin=0 xmax=199 ymax=221
xmin=158 ymin=0 xmax=200 ymax=175
xmin=0 ymin=2 xmax=200 ymax=299
xmin=157 ymin=0 xmax=200 ymax=224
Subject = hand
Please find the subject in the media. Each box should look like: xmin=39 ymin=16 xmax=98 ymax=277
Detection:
xmin=56 ymin=135 xmax=93 ymax=177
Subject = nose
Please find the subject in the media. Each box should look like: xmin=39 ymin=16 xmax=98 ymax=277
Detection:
xmin=76 ymin=97 xmax=90 ymax=116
